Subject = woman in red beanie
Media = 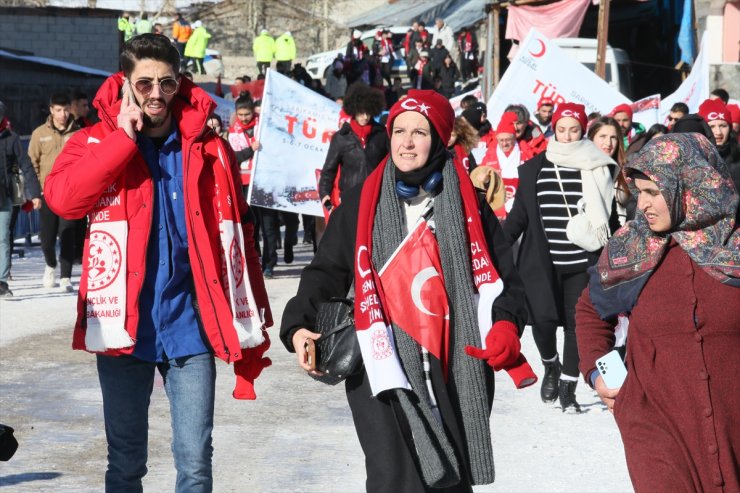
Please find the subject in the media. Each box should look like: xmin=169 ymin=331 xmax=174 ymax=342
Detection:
xmin=504 ymin=102 xmax=620 ymax=413
xmin=698 ymin=98 xmax=740 ymax=197
xmin=281 ymin=90 xmax=533 ymax=491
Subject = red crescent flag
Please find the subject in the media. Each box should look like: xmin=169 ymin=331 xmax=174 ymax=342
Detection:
xmin=378 ymin=220 xmax=450 ymax=372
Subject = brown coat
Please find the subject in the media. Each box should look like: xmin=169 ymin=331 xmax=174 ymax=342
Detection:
xmin=28 ymin=115 xmax=78 ymax=188
xmin=576 ymin=241 xmax=740 ymax=493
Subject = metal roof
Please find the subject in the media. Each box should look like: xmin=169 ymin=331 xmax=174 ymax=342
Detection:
xmin=0 ymin=50 xmax=111 ymax=78
xmin=347 ymin=0 xmax=488 ymax=31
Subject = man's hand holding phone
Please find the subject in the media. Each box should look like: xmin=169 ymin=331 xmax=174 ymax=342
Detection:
xmin=118 ymin=78 xmax=144 ymax=142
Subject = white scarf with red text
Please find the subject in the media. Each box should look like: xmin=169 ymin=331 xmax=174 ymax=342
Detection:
xmin=83 ymin=138 xmax=264 ymax=352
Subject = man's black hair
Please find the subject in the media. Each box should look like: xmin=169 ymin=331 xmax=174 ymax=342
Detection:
xmin=235 ymin=95 xmax=255 ymax=111
xmin=343 ymin=82 xmax=384 ymax=118
xmin=670 ymin=102 xmax=689 ymax=114
xmin=142 ymin=13 xmax=148 ymax=20
xmin=710 ymin=88 xmax=730 ymax=104
xmin=460 ymin=94 xmax=478 ymax=109
xmin=71 ymin=91 xmax=88 ymax=102
xmin=49 ymin=93 xmax=71 ymax=107
xmin=120 ymin=33 xmax=180 ymax=77
xmin=207 ymin=113 xmax=222 ymax=125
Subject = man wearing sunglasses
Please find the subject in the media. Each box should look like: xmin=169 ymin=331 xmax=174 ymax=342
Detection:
xmin=44 ymin=34 xmax=273 ymax=492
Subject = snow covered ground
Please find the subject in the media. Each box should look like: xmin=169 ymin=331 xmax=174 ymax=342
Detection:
xmin=0 ymin=237 xmax=633 ymax=492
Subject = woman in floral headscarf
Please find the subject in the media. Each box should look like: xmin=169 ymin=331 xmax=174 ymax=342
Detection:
xmin=576 ymin=133 xmax=740 ymax=492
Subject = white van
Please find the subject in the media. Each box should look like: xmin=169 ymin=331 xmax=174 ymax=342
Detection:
xmin=306 ymin=25 xmax=437 ymax=81
xmin=553 ymin=38 xmax=634 ymax=99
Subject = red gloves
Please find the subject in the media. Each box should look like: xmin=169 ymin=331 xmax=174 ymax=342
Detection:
xmin=465 ymin=320 xmax=521 ymax=371
xmin=233 ymin=331 xmax=272 ymax=400
xmin=465 ymin=321 xmax=538 ymax=389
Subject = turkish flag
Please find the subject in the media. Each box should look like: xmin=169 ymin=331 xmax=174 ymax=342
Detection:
xmin=378 ymin=220 xmax=450 ymax=371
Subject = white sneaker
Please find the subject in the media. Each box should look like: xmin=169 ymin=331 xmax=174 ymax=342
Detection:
xmin=43 ymin=266 xmax=56 ymax=288
xmin=60 ymin=277 xmax=74 ymax=293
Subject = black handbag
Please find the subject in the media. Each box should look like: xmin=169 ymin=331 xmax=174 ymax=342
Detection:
xmin=312 ymin=297 xmax=363 ymax=385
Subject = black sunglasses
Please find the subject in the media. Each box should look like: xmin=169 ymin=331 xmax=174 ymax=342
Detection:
xmin=132 ymin=78 xmax=179 ymax=96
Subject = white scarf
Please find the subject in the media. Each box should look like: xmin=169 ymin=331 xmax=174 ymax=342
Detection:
xmin=84 ymin=139 xmax=264 ymax=352
xmin=545 ymin=138 xmax=616 ymax=244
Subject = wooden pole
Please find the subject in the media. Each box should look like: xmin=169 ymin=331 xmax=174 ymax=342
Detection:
xmin=595 ymin=0 xmax=610 ymax=80
xmin=493 ymin=5 xmax=500 ymax=87
xmin=484 ymin=5 xmax=494 ymax=100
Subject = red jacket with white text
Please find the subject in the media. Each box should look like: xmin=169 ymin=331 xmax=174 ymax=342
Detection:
xmin=45 ymin=73 xmax=272 ymax=363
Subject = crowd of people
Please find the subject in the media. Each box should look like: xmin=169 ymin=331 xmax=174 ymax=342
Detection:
xmin=1 ymin=18 xmax=738 ymax=493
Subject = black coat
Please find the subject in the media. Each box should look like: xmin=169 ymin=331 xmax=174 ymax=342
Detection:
xmin=438 ymin=63 xmax=459 ymax=98
xmin=503 ymin=152 xmax=617 ymax=326
xmin=0 ymin=128 xmax=41 ymax=204
xmin=280 ymin=179 xmax=528 ymax=350
xmin=318 ymin=121 xmax=389 ymax=200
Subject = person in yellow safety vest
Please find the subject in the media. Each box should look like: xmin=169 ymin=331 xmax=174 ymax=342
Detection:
xmin=118 ymin=12 xmax=135 ymax=42
xmin=274 ymin=31 xmax=296 ymax=75
xmin=135 ymin=13 xmax=152 ymax=35
xmin=172 ymin=12 xmax=193 ymax=58
xmin=184 ymin=20 xmax=211 ymax=75
xmin=252 ymin=29 xmax=275 ymax=76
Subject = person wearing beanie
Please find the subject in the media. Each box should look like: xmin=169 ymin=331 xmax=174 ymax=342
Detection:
xmin=282 ymin=90 xmax=533 ymax=490
xmin=534 ymin=98 xmax=555 ymax=137
xmin=698 ymin=98 xmax=740 ymax=203
xmin=0 ymin=101 xmax=42 ymax=297
xmin=504 ymin=101 xmax=620 ymax=413
xmin=504 ymin=103 xmax=547 ymax=156
xmin=612 ymin=103 xmax=645 ymax=148
xmin=479 ymin=111 xmax=534 ymax=221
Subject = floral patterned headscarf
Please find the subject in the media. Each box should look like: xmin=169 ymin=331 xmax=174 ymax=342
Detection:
xmin=588 ymin=133 xmax=740 ymax=319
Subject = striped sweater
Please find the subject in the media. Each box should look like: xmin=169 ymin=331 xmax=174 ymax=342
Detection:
xmin=536 ymin=164 xmax=589 ymax=269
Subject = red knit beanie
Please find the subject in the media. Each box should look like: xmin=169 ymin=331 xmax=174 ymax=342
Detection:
xmin=612 ymin=103 xmax=633 ymax=120
xmin=496 ymin=111 xmax=518 ymax=135
xmin=387 ymin=90 xmax=455 ymax=144
xmin=698 ymin=99 xmax=733 ymax=125
xmin=727 ymin=104 xmax=740 ymax=126
xmin=552 ymin=102 xmax=587 ymax=133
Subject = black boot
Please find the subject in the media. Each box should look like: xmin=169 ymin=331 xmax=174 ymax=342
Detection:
xmin=558 ymin=379 xmax=582 ymax=413
xmin=0 ymin=281 xmax=13 ymax=297
xmin=540 ymin=358 xmax=561 ymax=403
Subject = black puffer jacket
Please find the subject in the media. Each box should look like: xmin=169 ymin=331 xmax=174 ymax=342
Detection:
xmin=0 ymin=128 xmax=41 ymax=204
xmin=318 ymin=121 xmax=389 ymax=200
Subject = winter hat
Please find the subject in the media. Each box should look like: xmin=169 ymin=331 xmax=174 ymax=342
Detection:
xmin=387 ymin=90 xmax=455 ymax=144
xmin=461 ymin=107 xmax=483 ymax=132
xmin=552 ymin=102 xmax=587 ymax=133
xmin=612 ymin=103 xmax=633 ymax=119
xmin=496 ymin=111 xmax=518 ymax=135
xmin=420 ymin=51 xmax=429 ymax=58
xmin=192 ymin=20 xmax=202 ymax=28
xmin=538 ymin=98 xmax=554 ymax=109
xmin=260 ymin=29 xmax=269 ymax=35
xmin=727 ymin=104 xmax=740 ymax=126
xmin=352 ymin=29 xmax=362 ymax=39
xmin=698 ymin=98 xmax=733 ymax=125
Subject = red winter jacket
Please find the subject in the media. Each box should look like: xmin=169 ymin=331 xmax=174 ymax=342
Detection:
xmin=45 ymin=73 xmax=272 ymax=363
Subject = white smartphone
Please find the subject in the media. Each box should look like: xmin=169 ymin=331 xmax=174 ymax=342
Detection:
xmin=595 ymin=350 xmax=628 ymax=389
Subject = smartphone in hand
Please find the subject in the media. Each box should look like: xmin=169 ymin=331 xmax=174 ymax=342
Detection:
xmin=596 ymin=350 xmax=627 ymax=389
xmin=304 ymin=339 xmax=317 ymax=371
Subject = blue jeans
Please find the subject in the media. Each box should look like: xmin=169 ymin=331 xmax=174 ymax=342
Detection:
xmin=0 ymin=197 xmax=12 ymax=282
xmin=97 ymin=352 xmax=216 ymax=492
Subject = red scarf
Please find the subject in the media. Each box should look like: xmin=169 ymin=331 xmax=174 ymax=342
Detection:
xmin=349 ymin=118 xmax=372 ymax=148
xmin=0 ymin=118 xmax=10 ymax=133
xmin=354 ymin=158 xmax=505 ymax=394
xmin=460 ymin=32 xmax=473 ymax=53
xmin=228 ymin=116 xmax=257 ymax=136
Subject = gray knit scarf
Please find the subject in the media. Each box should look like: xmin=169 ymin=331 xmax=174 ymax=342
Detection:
xmin=371 ymin=157 xmax=495 ymax=487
